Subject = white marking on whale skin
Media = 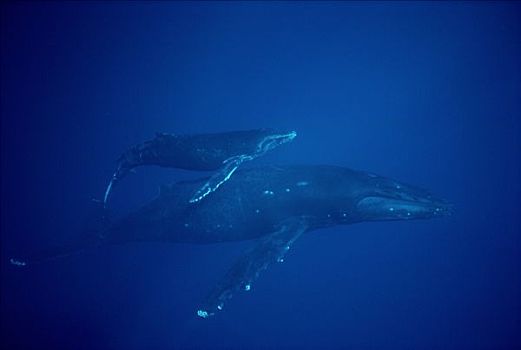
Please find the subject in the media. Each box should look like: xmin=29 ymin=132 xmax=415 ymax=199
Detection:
xmin=10 ymin=258 xmax=26 ymax=267
xmin=190 ymin=163 xmax=239 ymax=203
xmin=103 ymin=176 xmax=115 ymax=207
xmin=255 ymin=131 xmax=297 ymax=156
xmin=190 ymin=186 xmax=212 ymax=204
xmin=197 ymin=310 xmax=209 ymax=318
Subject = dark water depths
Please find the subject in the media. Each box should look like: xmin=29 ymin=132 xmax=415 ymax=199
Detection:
xmin=1 ymin=2 xmax=520 ymax=349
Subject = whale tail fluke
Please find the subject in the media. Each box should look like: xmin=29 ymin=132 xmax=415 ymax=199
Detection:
xmin=9 ymin=200 xmax=111 ymax=267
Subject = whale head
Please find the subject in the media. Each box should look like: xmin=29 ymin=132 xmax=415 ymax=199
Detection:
xmin=353 ymin=173 xmax=452 ymax=222
xmin=254 ymin=129 xmax=297 ymax=155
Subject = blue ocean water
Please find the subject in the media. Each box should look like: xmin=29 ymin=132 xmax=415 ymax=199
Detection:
xmin=1 ymin=2 xmax=520 ymax=349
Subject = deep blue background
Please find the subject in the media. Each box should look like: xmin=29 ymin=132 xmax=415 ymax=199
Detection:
xmin=1 ymin=2 xmax=520 ymax=349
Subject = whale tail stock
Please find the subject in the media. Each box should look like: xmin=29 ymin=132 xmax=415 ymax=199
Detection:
xmin=9 ymin=200 xmax=111 ymax=267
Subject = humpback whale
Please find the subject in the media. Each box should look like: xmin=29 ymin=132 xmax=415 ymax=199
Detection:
xmin=103 ymin=129 xmax=297 ymax=206
xmin=11 ymin=165 xmax=452 ymax=318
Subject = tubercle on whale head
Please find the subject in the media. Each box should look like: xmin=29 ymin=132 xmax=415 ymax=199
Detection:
xmin=352 ymin=174 xmax=453 ymax=221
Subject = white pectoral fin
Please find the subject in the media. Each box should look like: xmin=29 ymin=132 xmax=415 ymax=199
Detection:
xmin=189 ymin=155 xmax=251 ymax=203
xmin=196 ymin=217 xmax=308 ymax=318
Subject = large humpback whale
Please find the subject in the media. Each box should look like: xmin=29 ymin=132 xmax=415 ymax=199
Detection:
xmin=103 ymin=129 xmax=297 ymax=206
xmin=11 ymin=165 xmax=451 ymax=318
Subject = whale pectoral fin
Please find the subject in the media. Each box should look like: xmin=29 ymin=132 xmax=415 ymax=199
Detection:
xmin=189 ymin=155 xmax=252 ymax=203
xmin=196 ymin=217 xmax=308 ymax=318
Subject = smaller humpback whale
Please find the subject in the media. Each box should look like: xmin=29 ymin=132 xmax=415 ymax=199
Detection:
xmin=11 ymin=165 xmax=452 ymax=318
xmin=103 ymin=129 xmax=297 ymax=206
